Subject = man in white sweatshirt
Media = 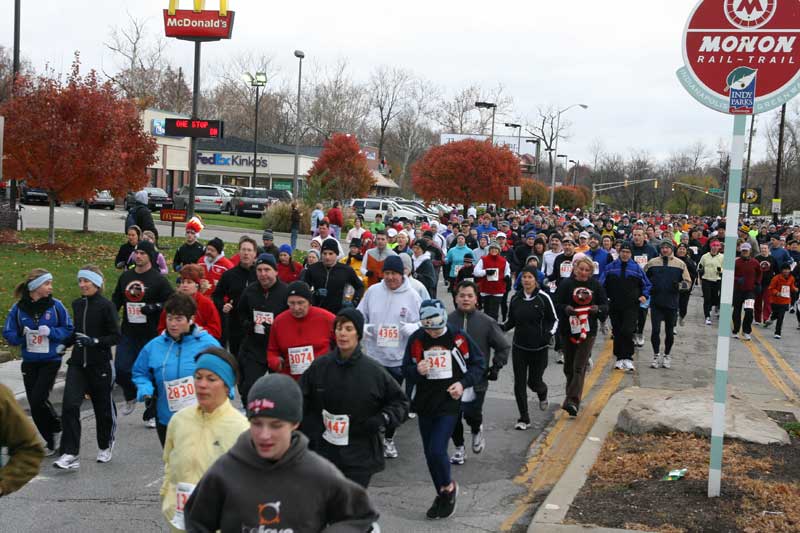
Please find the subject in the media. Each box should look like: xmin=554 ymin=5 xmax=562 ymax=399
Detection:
xmin=357 ymin=255 xmax=422 ymax=459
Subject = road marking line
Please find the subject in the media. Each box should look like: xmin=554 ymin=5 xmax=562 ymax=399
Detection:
xmin=742 ymin=337 xmax=797 ymax=402
xmin=512 ymin=340 xmax=613 ymax=485
xmin=501 ymin=339 xmax=620 ymax=532
xmin=751 ymin=329 xmax=800 ymax=392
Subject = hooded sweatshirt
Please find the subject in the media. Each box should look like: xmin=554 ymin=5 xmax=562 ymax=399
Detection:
xmin=357 ymin=279 xmax=422 ymax=367
xmin=184 ymin=431 xmax=379 ymax=533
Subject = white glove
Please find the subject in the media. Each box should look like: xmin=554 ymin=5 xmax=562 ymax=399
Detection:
xmin=400 ymin=322 xmax=419 ymax=337
xmin=23 ymin=326 xmax=33 ymax=336
xmin=38 ymin=325 xmax=51 ymax=337
xmin=363 ymin=324 xmax=375 ymax=338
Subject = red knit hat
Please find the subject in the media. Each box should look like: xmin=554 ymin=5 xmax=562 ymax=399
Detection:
xmin=179 ymin=264 xmax=205 ymax=285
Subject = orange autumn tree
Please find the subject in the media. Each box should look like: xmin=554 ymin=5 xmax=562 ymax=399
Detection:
xmin=307 ymin=133 xmax=375 ymax=205
xmin=412 ymin=139 xmax=521 ymax=207
xmin=0 ymin=54 xmax=157 ymax=243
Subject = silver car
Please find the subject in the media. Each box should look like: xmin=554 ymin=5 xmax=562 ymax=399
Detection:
xmin=174 ymin=185 xmax=227 ymax=213
xmin=229 ymin=187 xmax=271 ymax=217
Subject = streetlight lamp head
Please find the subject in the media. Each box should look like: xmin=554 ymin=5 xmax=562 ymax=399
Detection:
xmin=569 ymin=159 xmax=577 ymax=164
xmin=294 ymin=50 xmax=305 ymax=59
xmin=504 ymin=122 xmax=520 ymax=128
xmin=579 ymin=104 xmax=588 ymax=109
xmin=242 ymin=72 xmax=254 ymax=84
xmin=255 ymin=72 xmax=267 ymax=85
xmin=475 ymin=101 xmax=497 ymax=109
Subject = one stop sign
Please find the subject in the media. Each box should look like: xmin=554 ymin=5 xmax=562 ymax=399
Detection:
xmin=677 ymin=0 xmax=800 ymax=114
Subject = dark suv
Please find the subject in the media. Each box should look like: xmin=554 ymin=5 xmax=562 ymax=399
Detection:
xmin=229 ymin=187 xmax=271 ymax=217
xmin=124 ymin=187 xmax=173 ymax=211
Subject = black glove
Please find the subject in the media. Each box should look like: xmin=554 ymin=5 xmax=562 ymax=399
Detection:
xmin=75 ymin=335 xmax=99 ymax=348
xmin=365 ymin=270 xmax=374 ymax=278
xmin=141 ymin=303 xmax=162 ymax=315
xmin=361 ymin=413 xmax=388 ymax=434
xmin=564 ymin=305 xmax=577 ymax=316
xmin=486 ymin=365 xmax=500 ymax=381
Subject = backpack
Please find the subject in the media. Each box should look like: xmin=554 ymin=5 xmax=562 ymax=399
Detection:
xmin=125 ymin=207 xmax=137 ymax=233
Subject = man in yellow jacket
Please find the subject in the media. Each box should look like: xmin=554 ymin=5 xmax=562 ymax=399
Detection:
xmin=0 ymin=383 xmax=44 ymax=498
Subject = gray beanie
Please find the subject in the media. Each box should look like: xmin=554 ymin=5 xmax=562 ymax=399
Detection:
xmin=246 ymin=374 xmax=303 ymax=422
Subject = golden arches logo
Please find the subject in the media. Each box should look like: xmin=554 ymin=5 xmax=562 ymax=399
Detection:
xmin=168 ymin=0 xmax=228 ymax=16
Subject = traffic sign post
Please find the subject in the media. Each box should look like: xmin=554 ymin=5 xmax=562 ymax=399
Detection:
xmin=677 ymin=0 xmax=800 ymax=498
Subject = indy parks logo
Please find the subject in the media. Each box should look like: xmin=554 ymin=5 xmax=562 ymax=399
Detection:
xmin=726 ymin=66 xmax=757 ymax=113
xmin=724 ymin=0 xmax=777 ymax=29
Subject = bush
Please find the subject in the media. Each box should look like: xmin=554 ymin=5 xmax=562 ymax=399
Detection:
xmin=553 ymin=186 xmax=585 ymax=210
xmin=262 ymin=201 xmax=312 ymax=234
xmin=521 ymin=179 xmax=549 ymax=207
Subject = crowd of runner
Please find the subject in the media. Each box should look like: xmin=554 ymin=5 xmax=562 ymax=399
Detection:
xmin=4 ymin=193 xmax=800 ymax=530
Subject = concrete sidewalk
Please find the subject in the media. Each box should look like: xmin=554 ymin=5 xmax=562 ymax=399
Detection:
xmin=0 ymin=356 xmax=68 ymax=410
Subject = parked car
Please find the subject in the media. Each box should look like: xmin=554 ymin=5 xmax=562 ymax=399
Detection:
xmin=173 ymin=185 xmax=227 ymax=213
xmin=20 ymin=186 xmax=60 ymax=206
xmin=349 ymin=197 xmax=430 ymax=223
xmin=228 ymin=187 xmax=271 ymax=217
xmin=76 ymin=190 xmax=115 ymax=210
xmin=124 ymin=187 xmax=173 ymax=211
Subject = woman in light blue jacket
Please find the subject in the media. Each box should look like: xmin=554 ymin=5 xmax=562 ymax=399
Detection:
xmin=132 ymin=293 xmax=220 ymax=446
xmin=3 ymin=269 xmax=74 ymax=455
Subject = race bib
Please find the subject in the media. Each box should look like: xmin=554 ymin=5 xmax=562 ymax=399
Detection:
xmin=548 ymin=281 xmax=557 ymax=293
xmin=781 ymin=286 xmax=791 ymax=299
xmin=569 ymin=315 xmax=582 ymax=334
xmin=170 ymin=482 xmax=197 ymax=531
xmin=377 ymin=324 xmax=400 ymax=348
xmin=288 ymin=345 xmax=314 ymax=375
xmin=486 ymin=268 xmax=500 ymax=282
xmin=165 ymin=376 xmax=197 ymax=413
xmin=253 ymin=310 xmax=274 ymax=335
xmin=559 ymin=262 xmax=573 ymax=278
xmin=126 ymin=302 xmax=146 ymax=324
xmin=593 ymin=261 xmax=600 ymax=275
xmin=424 ymin=348 xmax=453 ymax=380
xmin=25 ymin=330 xmax=49 ymax=353
xmin=454 ymin=264 xmax=463 ymax=276
xmin=464 ymin=277 xmax=475 ymax=283
xmin=743 ymin=299 xmax=755 ymax=310
xmin=322 ymin=409 xmax=350 ymax=446
xmin=689 ymin=246 xmax=698 ymax=255
xmin=634 ymin=255 xmax=648 ymax=267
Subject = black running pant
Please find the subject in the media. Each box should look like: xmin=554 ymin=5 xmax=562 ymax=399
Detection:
xmin=512 ymin=347 xmax=548 ymax=422
xmin=609 ymin=308 xmax=636 ymax=360
xmin=732 ymin=291 xmax=755 ymax=335
xmin=21 ymin=360 xmax=61 ymax=449
xmin=60 ymin=362 xmax=117 ymax=455
xmin=701 ymin=279 xmax=721 ymax=319
xmin=650 ymin=305 xmax=677 ymax=355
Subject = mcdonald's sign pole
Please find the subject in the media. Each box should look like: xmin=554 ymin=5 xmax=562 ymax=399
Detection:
xmin=163 ymin=0 xmax=234 ymax=218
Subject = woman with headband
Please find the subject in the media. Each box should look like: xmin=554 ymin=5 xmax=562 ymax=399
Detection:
xmin=3 ymin=269 xmax=74 ymax=456
xmin=53 ymin=266 xmax=121 ymax=471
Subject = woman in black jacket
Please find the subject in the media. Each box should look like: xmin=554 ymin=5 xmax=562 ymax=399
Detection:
xmin=503 ymin=266 xmax=558 ymax=430
xmin=412 ymin=239 xmax=438 ymax=299
xmin=53 ymin=265 xmax=121 ymax=471
xmin=675 ymin=244 xmax=698 ymax=327
xmin=554 ymin=256 xmax=608 ymax=417
xmin=299 ymin=308 xmax=409 ymax=488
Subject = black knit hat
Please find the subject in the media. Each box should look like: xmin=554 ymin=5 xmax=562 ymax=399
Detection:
xmin=336 ymin=307 xmax=365 ymax=340
xmin=349 ymin=238 xmax=362 ymax=249
xmin=255 ymin=253 xmax=277 ymax=270
xmin=134 ymin=240 xmax=158 ymax=267
xmin=321 ymin=238 xmax=340 ymax=255
xmin=287 ymin=281 xmax=313 ymax=302
xmin=207 ymin=237 xmax=224 ymax=255
xmin=246 ymin=374 xmax=303 ymax=422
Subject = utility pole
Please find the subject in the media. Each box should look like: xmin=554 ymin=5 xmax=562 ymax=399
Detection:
xmin=774 ymin=103 xmax=786 ymax=224
xmin=9 ymin=0 xmax=21 ymax=210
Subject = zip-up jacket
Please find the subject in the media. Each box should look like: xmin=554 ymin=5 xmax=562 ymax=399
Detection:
xmin=131 ymin=325 xmax=221 ymax=426
xmin=698 ymin=252 xmax=725 ymax=282
xmin=3 ymin=297 xmax=73 ymax=363
xmin=357 ymin=279 xmax=422 ymax=367
xmin=449 ymin=308 xmax=510 ymax=391
xmin=502 ymin=288 xmax=558 ymax=352
xmin=236 ymin=280 xmax=289 ymax=363
xmin=200 ymin=254 xmax=234 ymax=298
xmin=445 ymin=244 xmax=473 ymax=278
xmin=360 ymin=246 xmax=396 ymax=288
xmin=600 ymin=259 xmax=652 ymax=309
xmin=173 ymin=241 xmax=205 ymax=272
xmin=267 ymin=306 xmax=336 ymax=380
xmin=211 ymin=263 xmax=256 ymax=336
xmin=302 ymin=262 xmax=364 ymax=314
xmin=157 ymin=291 xmax=221 ymax=340
xmin=554 ymin=277 xmax=609 ymax=339
xmin=630 ymin=242 xmax=659 ymax=270
xmin=644 ymin=255 xmax=692 ymax=310
xmin=299 ymin=346 xmax=409 ymax=476
xmin=734 ymin=256 xmax=762 ymax=293
xmin=585 ymin=247 xmax=612 ymax=278
xmin=769 ymin=274 xmax=797 ymax=305
xmin=68 ymin=293 xmax=120 ymax=367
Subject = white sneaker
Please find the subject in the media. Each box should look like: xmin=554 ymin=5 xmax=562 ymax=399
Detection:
xmin=599 ymin=322 xmax=609 ymax=335
xmin=53 ymin=453 xmax=80 ymax=470
xmin=145 ymin=418 xmax=157 ymax=429
xmin=624 ymin=359 xmax=636 ymax=372
xmin=587 ymin=357 xmax=594 ymax=370
xmin=556 ymin=352 xmax=564 ymax=364
xmin=514 ymin=420 xmax=529 ymax=430
xmin=383 ymin=438 xmax=398 ymax=459
xmin=743 ymin=333 xmax=752 ymax=341
xmin=775 ymin=334 xmax=782 ymax=339
xmin=705 ymin=317 xmax=712 ymax=325
xmin=471 ymin=426 xmax=485 ymax=454
xmin=450 ymin=446 xmax=466 ymax=465
xmin=121 ymin=400 xmax=136 ymax=416
xmin=614 ymin=360 xmax=626 ymax=370
xmin=662 ymin=354 xmax=672 ymax=369
xmin=44 ymin=445 xmax=57 ymax=457
xmin=539 ymin=399 xmax=549 ymax=411
xmin=679 ymin=317 xmax=685 ymax=327
xmin=650 ymin=353 xmax=662 ymax=368
xmin=408 ymin=411 xmax=417 ymax=419
xmin=96 ymin=447 xmax=113 ymax=463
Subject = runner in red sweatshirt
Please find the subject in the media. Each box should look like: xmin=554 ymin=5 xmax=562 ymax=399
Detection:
xmin=732 ymin=243 xmax=762 ymax=340
xmin=267 ymin=281 xmax=335 ymax=380
xmin=767 ymin=263 xmax=797 ymax=338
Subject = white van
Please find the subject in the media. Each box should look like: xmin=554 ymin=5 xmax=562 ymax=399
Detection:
xmin=349 ymin=198 xmax=431 ymax=223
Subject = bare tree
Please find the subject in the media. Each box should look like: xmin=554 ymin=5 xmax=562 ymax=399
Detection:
xmin=435 ymin=84 xmax=512 ymax=135
xmin=155 ymin=66 xmax=192 ymax=115
xmin=369 ymin=66 xmax=412 ymax=159
xmin=526 ymin=106 xmax=573 ymax=182
xmin=303 ymin=60 xmax=370 ymax=143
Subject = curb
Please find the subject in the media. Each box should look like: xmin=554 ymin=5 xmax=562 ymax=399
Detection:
xmin=528 ymin=387 xmax=655 ymax=533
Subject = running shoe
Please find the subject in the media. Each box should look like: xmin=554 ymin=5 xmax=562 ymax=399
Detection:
xmin=450 ymin=446 xmax=466 ymax=465
xmin=121 ymin=400 xmax=136 ymax=416
xmin=408 ymin=411 xmax=417 ymax=419
xmin=764 ymin=320 xmax=772 ymax=327
xmin=556 ymin=352 xmax=564 ymax=364
xmin=774 ymin=334 xmax=782 ymax=339
xmin=438 ymin=482 xmax=459 ymax=519
xmin=614 ymin=360 xmax=626 ymax=370
xmin=383 ymin=438 xmax=398 ymax=459
xmin=650 ymin=353 xmax=662 ymax=369
xmin=471 ymin=426 xmax=485 ymax=454
xmin=731 ymin=332 xmax=739 ymax=339
xmin=96 ymin=447 xmax=113 ymax=463
xmin=426 ymin=495 xmax=443 ymax=520
xmin=563 ymin=403 xmax=578 ymax=417
xmin=662 ymin=354 xmax=672 ymax=369
xmin=743 ymin=333 xmax=751 ymax=341
xmin=624 ymin=359 xmax=636 ymax=372
xmin=705 ymin=317 xmax=712 ymax=325
xmin=679 ymin=317 xmax=685 ymax=327
xmin=145 ymin=418 xmax=157 ymax=429
xmin=53 ymin=454 xmax=80 ymax=470
xmin=539 ymin=399 xmax=549 ymax=411
xmin=514 ymin=420 xmax=530 ymax=430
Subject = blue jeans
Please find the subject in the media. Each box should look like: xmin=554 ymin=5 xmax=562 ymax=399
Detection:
xmin=418 ymin=414 xmax=458 ymax=493
xmin=291 ymin=227 xmax=298 ymax=250
xmin=115 ymin=335 xmax=149 ymax=401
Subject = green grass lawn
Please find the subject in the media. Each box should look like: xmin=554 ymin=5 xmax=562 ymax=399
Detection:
xmin=196 ymin=212 xmax=265 ymax=231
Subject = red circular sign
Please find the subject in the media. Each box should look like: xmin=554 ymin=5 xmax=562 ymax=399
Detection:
xmin=682 ymin=0 xmax=800 ymax=102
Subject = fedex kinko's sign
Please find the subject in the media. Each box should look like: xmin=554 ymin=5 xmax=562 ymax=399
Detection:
xmin=677 ymin=0 xmax=800 ymax=114
xmin=163 ymin=0 xmax=234 ymax=41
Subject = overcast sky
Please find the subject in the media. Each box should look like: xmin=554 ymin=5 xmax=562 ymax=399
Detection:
xmin=1 ymin=0 xmax=777 ymax=166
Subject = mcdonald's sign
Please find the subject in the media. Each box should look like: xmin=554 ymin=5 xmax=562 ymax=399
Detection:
xmin=163 ymin=0 xmax=234 ymax=41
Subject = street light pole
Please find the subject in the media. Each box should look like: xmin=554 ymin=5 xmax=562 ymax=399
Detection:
xmin=475 ymin=101 xmax=497 ymax=145
xmin=292 ymin=50 xmax=305 ymax=199
xmin=774 ymin=103 xmax=787 ymax=224
xmin=569 ymin=159 xmax=580 ymax=186
xmin=504 ymin=123 xmax=522 ymax=155
xmin=548 ymin=103 xmax=588 ymax=211
xmin=9 ymin=0 xmax=21 ymax=210
xmin=244 ymin=72 xmax=267 ymax=188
